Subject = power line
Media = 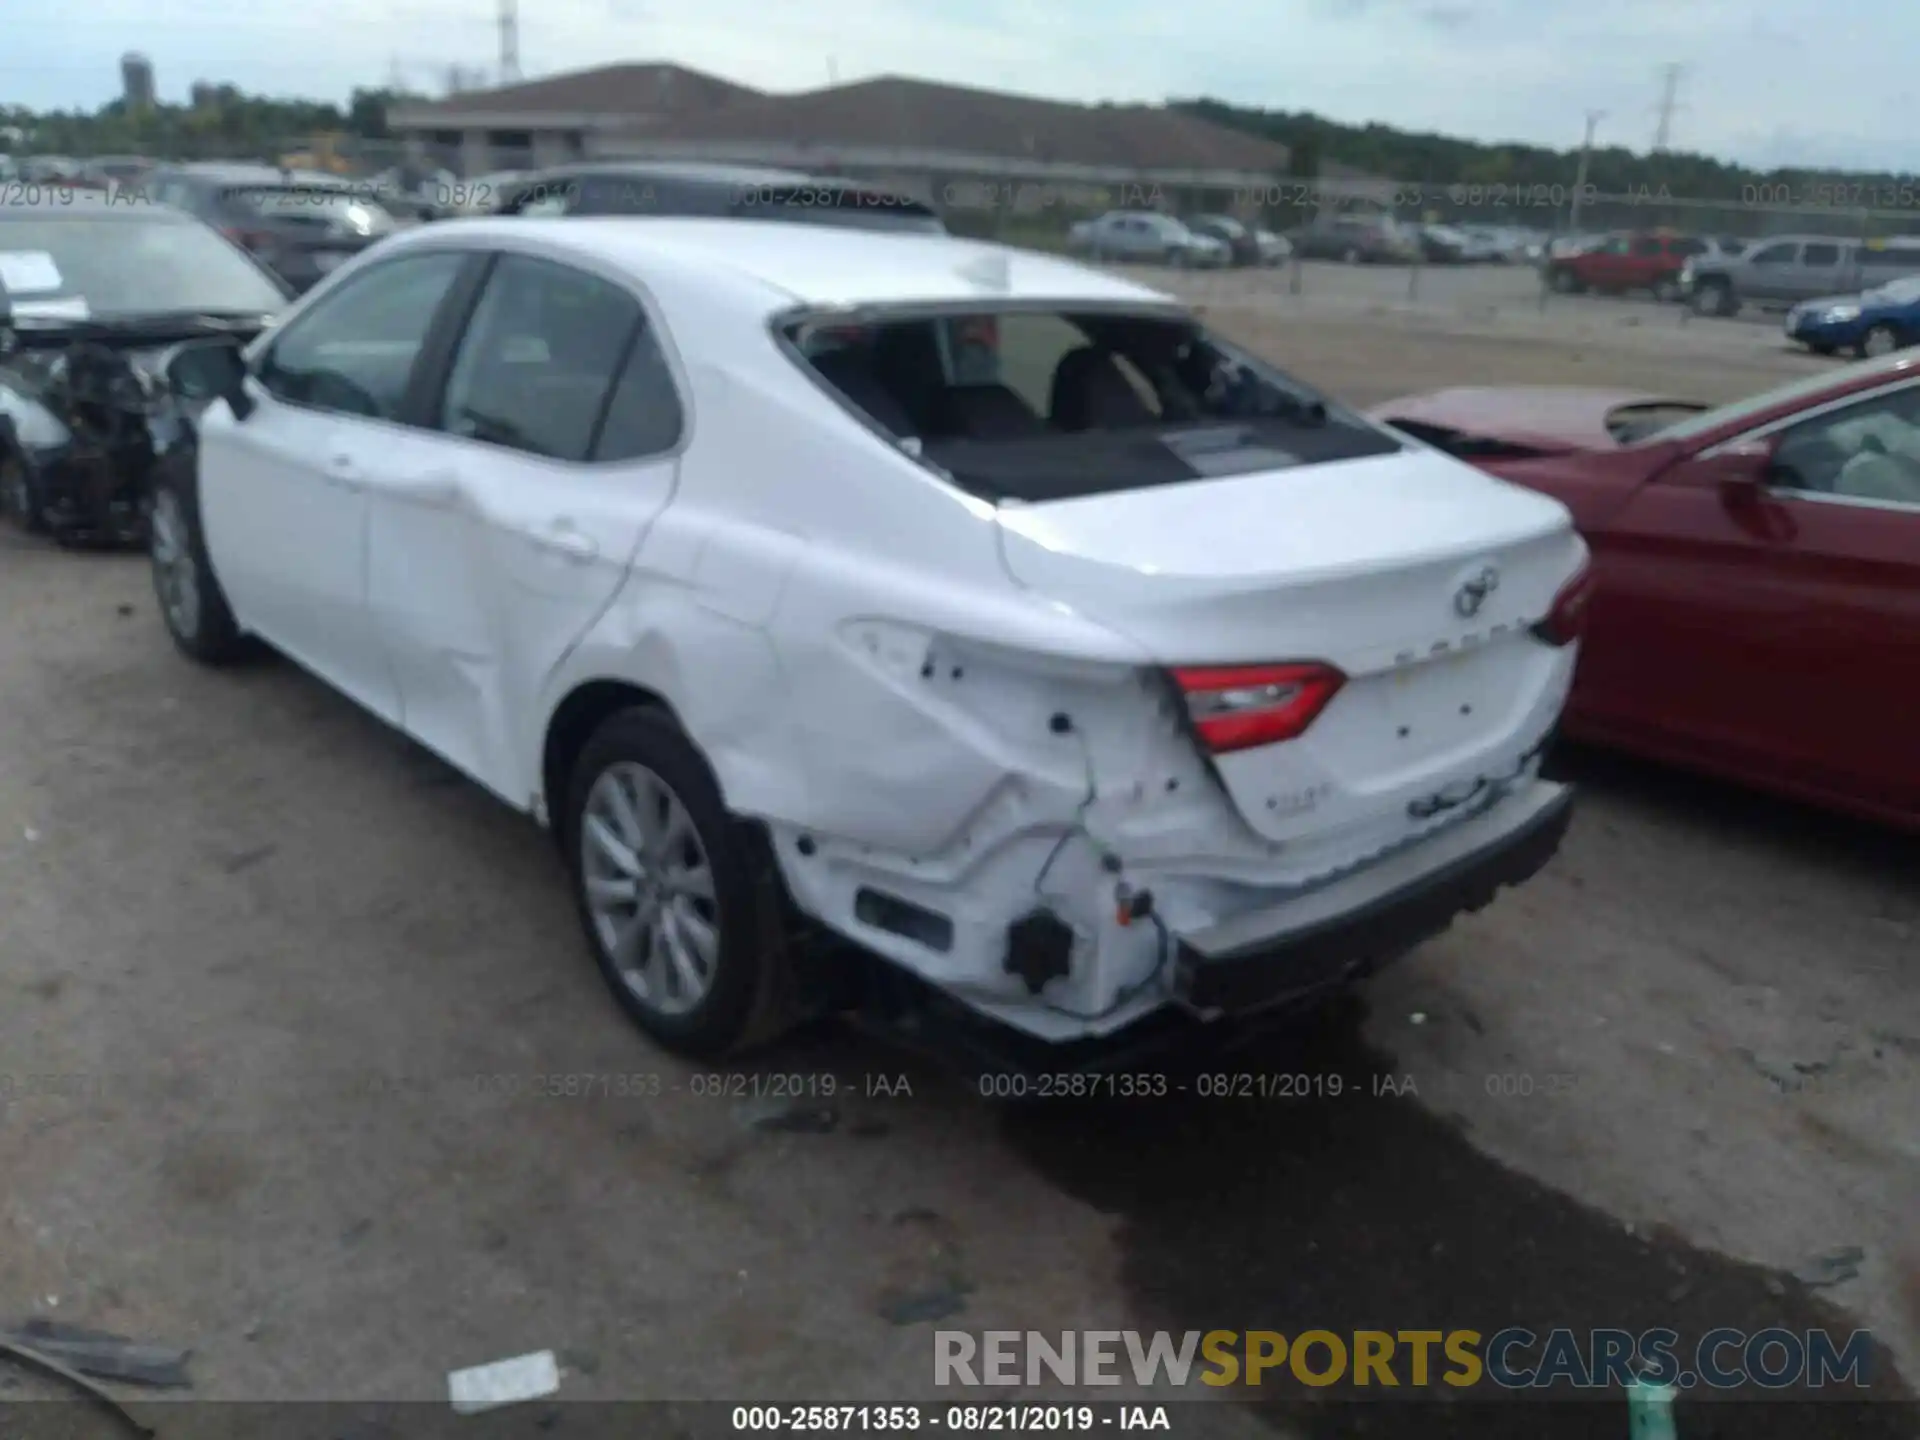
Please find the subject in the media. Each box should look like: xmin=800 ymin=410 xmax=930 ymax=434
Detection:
xmin=1652 ymin=63 xmax=1685 ymax=152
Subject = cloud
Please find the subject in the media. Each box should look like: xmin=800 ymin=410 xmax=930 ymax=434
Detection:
xmin=0 ymin=0 xmax=1911 ymax=172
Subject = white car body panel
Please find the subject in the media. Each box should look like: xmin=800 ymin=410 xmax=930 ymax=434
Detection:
xmin=196 ymin=218 xmax=1582 ymax=1042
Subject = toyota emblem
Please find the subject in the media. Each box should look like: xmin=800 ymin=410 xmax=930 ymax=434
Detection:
xmin=1454 ymin=566 xmax=1500 ymax=618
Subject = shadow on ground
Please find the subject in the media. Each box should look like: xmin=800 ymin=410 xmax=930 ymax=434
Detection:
xmin=1546 ymin=741 xmax=1920 ymax=888
xmin=997 ymin=997 xmax=1914 ymax=1439
xmin=996 ymin=745 xmax=1915 ymax=1440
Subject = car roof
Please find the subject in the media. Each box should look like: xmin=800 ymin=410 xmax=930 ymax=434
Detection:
xmin=513 ymin=161 xmax=878 ymax=189
xmin=397 ymin=217 xmax=1177 ymax=312
xmin=158 ymin=162 xmax=358 ymax=188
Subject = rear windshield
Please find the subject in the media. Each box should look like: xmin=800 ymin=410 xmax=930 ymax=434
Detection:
xmin=785 ymin=306 xmax=1401 ymax=502
xmin=222 ymin=186 xmax=398 ymax=236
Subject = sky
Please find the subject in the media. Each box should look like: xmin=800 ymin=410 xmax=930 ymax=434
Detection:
xmin=2 ymin=0 xmax=1910 ymax=173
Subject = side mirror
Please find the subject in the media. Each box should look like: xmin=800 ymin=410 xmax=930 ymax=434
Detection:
xmin=166 ymin=337 xmax=253 ymax=420
xmin=1697 ymin=437 xmax=1774 ymax=506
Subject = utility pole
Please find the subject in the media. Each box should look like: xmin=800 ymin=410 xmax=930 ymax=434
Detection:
xmin=497 ymin=0 xmax=521 ymax=85
xmin=1569 ymin=109 xmax=1604 ymax=232
xmin=1651 ymin=63 xmax=1684 ymax=152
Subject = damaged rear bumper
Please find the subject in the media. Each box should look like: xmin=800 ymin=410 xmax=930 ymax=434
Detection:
xmin=1172 ymin=780 xmax=1575 ymax=1014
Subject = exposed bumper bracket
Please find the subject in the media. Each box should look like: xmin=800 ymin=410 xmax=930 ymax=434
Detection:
xmin=1172 ymin=780 xmax=1576 ymax=1013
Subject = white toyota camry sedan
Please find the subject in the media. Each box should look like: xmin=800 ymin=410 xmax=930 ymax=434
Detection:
xmin=148 ymin=217 xmax=1589 ymax=1061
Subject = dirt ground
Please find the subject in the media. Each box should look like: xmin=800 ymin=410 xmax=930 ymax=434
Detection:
xmin=1 ymin=264 xmax=1915 ymax=1438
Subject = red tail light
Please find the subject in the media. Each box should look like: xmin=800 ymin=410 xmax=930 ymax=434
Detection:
xmin=1534 ymin=560 xmax=1596 ymax=646
xmin=1171 ymin=662 xmax=1345 ymax=753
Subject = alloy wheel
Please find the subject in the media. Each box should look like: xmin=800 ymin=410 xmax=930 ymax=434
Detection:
xmin=580 ymin=761 xmax=720 ymax=1017
xmin=150 ymin=491 xmax=202 ymax=639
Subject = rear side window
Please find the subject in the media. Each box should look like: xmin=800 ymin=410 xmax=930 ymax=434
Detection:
xmin=592 ymin=323 xmax=685 ymax=461
xmin=1631 ymin=237 xmax=1663 ymax=257
xmin=784 ymin=306 xmax=1401 ymax=503
xmin=438 ymin=254 xmax=641 ymax=462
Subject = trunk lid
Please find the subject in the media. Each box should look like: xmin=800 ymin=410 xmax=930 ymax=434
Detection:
xmin=1371 ymin=386 xmax=1681 ymax=454
xmin=995 ymin=446 xmax=1585 ymax=845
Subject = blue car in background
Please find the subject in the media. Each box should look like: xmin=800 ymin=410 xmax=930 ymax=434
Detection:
xmin=1785 ymin=275 xmax=1920 ymax=358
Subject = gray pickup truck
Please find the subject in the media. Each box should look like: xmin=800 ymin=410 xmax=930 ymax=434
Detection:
xmin=1683 ymin=234 xmax=1920 ymax=316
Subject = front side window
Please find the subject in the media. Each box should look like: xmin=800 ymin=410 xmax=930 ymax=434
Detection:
xmin=437 ymin=253 xmax=641 ymax=462
xmin=1770 ymin=385 xmax=1920 ymax=508
xmin=1749 ymin=243 xmax=1797 ymax=267
xmin=785 ymin=305 xmax=1401 ymax=503
xmin=1801 ymin=243 xmax=1842 ymax=266
xmin=1631 ymin=237 xmax=1663 ymax=257
xmin=259 ymin=251 xmax=466 ymax=420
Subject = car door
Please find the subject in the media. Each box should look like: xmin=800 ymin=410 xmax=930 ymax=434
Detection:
xmin=1580 ymin=235 xmax=1630 ymax=288
xmin=1795 ymin=240 xmax=1850 ymax=303
xmin=1626 ymin=235 xmax=1665 ymax=289
xmin=1742 ymin=240 xmax=1801 ymax=302
xmin=199 ymin=249 xmax=472 ymax=719
xmin=1583 ymin=381 xmax=1920 ymax=813
xmin=362 ymin=249 xmax=687 ymax=802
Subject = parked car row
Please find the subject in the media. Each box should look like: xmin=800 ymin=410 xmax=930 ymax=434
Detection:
xmin=1783 ymin=275 xmax=1920 ymax=358
xmin=1540 ymin=227 xmax=1920 ymax=330
xmin=4 ymin=180 xmax=1910 ymax=1079
xmin=1416 ymin=224 xmax=1544 ymax=265
xmin=7 ymin=190 xmax=1593 ymax=1065
xmin=1283 ymin=211 xmax=1422 ymax=264
xmin=1683 ymin=234 xmax=1920 ymax=317
xmin=1067 ymin=211 xmax=1230 ymax=267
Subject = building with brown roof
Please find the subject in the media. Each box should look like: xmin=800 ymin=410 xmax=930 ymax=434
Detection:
xmin=389 ymin=63 xmax=1292 ymax=212
xmin=390 ymin=63 xmax=768 ymax=172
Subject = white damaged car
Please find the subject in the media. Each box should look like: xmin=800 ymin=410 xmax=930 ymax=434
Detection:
xmin=148 ymin=218 xmax=1589 ymax=1059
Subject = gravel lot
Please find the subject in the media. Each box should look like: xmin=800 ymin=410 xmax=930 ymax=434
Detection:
xmin=1 ymin=262 xmax=1915 ymax=1437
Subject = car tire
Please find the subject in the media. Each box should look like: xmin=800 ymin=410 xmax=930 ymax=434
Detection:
xmin=1809 ymin=343 xmax=1836 ymax=357
xmin=1341 ymin=246 xmax=1361 ymax=265
xmin=1550 ymin=268 xmax=1580 ymax=294
xmin=1858 ymin=324 xmax=1900 ymax=359
xmin=564 ymin=706 xmax=792 ymax=1060
xmin=1693 ymin=281 xmax=1736 ymax=318
xmin=1653 ymin=278 xmax=1679 ymax=302
xmin=149 ymin=468 xmax=256 ymax=666
xmin=1 ymin=452 xmax=47 ymax=533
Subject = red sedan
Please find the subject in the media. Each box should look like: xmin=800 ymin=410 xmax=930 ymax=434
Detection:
xmin=1370 ymin=354 xmax=1920 ymax=829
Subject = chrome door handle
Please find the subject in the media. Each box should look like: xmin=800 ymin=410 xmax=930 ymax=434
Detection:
xmin=386 ymin=468 xmax=464 ymax=508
